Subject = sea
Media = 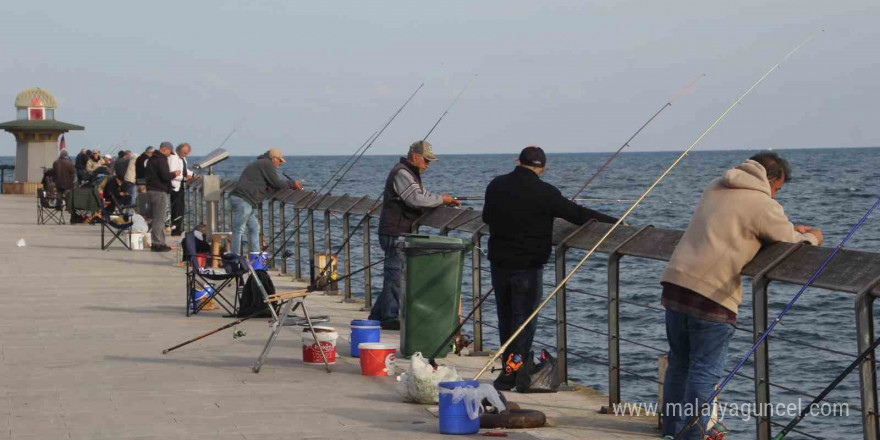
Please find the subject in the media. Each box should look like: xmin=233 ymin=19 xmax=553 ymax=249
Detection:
xmin=4 ymin=147 xmax=879 ymax=439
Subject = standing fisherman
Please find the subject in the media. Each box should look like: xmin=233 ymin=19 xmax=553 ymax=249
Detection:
xmin=168 ymin=143 xmax=196 ymax=236
xmin=369 ymin=141 xmax=460 ymax=330
xmin=482 ymin=146 xmax=619 ymax=390
xmin=660 ymin=152 xmax=822 ymax=440
xmin=229 ymin=149 xmax=302 ymax=256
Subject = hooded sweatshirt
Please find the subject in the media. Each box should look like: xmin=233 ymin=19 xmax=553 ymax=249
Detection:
xmin=661 ymin=160 xmax=819 ymax=314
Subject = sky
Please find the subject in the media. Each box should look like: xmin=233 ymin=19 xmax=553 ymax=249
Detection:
xmin=0 ymin=0 xmax=878 ymax=156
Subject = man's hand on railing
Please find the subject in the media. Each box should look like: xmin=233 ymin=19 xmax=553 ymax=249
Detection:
xmin=289 ymin=180 xmax=303 ymax=190
xmin=795 ymin=225 xmax=823 ymax=246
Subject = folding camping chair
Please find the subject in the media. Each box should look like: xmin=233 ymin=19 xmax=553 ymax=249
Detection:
xmin=36 ymin=188 xmax=66 ymax=225
xmin=66 ymin=187 xmax=102 ymax=224
xmin=183 ymin=232 xmax=245 ymax=317
xmin=97 ymin=191 xmax=135 ymax=250
xmin=248 ymin=258 xmax=331 ymax=374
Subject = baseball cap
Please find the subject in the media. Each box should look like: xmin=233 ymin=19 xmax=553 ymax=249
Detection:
xmin=408 ymin=140 xmax=437 ymax=161
xmin=159 ymin=141 xmax=173 ymax=151
xmin=267 ymin=148 xmax=286 ymax=163
xmin=518 ymin=146 xmax=546 ymax=168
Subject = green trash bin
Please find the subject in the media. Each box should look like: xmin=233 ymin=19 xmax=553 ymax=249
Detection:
xmin=400 ymin=235 xmax=473 ymax=358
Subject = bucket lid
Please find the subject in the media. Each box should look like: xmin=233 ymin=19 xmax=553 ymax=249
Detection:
xmin=303 ymin=326 xmax=335 ymax=333
xmin=358 ymin=342 xmax=396 ymax=350
xmin=438 ymin=380 xmax=480 ymax=389
xmin=351 ymin=319 xmax=380 ymax=326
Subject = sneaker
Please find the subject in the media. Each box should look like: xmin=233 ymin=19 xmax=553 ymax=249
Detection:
xmin=151 ymin=244 xmax=171 ymax=252
xmin=493 ymin=373 xmax=516 ymax=391
xmin=380 ymin=319 xmax=400 ymax=330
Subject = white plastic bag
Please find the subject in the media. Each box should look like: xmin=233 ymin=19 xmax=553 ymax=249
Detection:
xmin=16 ymin=238 xmax=25 ymax=247
xmin=131 ymin=214 xmax=148 ymax=233
xmin=441 ymin=383 xmax=506 ymax=420
xmin=396 ymin=352 xmax=461 ymax=404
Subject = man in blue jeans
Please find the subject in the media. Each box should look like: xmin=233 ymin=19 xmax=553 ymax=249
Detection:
xmin=660 ymin=152 xmax=823 ymax=439
xmin=369 ymin=141 xmax=460 ymax=330
xmin=229 ymin=149 xmax=301 ymax=256
xmin=482 ymin=146 xmax=618 ymax=390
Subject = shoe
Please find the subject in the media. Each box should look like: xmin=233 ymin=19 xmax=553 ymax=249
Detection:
xmin=493 ymin=373 xmax=516 ymax=391
xmin=151 ymin=244 xmax=171 ymax=252
xmin=380 ymin=320 xmax=400 ymax=330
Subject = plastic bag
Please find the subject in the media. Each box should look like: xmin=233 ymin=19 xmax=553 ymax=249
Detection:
xmin=397 ymin=352 xmax=461 ymax=404
xmin=131 ymin=214 xmax=148 ymax=233
xmin=515 ymin=349 xmax=560 ymax=393
xmin=441 ymin=384 xmax=506 ymax=420
xmin=16 ymin=238 xmax=25 ymax=247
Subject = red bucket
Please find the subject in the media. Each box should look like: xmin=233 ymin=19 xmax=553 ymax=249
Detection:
xmin=195 ymin=253 xmax=208 ymax=267
xmin=301 ymin=327 xmax=337 ymax=365
xmin=358 ymin=343 xmax=396 ymax=376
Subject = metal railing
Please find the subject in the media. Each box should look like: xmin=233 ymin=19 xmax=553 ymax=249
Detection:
xmin=186 ymin=183 xmax=880 ymax=440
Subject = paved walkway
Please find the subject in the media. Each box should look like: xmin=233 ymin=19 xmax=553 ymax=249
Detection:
xmin=0 ymin=195 xmax=657 ymax=439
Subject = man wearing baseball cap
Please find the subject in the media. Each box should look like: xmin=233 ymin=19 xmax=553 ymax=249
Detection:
xmin=368 ymin=140 xmax=460 ymax=330
xmin=482 ymin=145 xmax=620 ymax=390
xmin=229 ymin=149 xmax=301 ymax=256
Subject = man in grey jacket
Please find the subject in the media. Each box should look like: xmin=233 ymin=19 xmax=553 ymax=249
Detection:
xmin=368 ymin=141 xmax=460 ymax=329
xmin=229 ymin=149 xmax=301 ymax=256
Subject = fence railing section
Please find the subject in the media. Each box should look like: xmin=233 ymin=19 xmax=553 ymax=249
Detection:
xmin=186 ymin=183 xmax=880 ymax=440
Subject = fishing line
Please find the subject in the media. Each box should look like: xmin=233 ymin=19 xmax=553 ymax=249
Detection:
xmin=567 ymin=73 xmax=705 ymax=200
xmin=675 ymin=197 xmax=879 ymax=440
xmin=423 ymin=73 xmax=477 ymax=141
xmin=475 ymin=35 xmax=815 ymax=382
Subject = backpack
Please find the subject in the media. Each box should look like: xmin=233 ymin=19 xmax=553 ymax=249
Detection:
xmin=238 ymin=269 xmax=278 ymax=317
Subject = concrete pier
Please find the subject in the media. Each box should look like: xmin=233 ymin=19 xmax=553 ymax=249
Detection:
xmin=0 ymin=195 xmax=656 ymax=439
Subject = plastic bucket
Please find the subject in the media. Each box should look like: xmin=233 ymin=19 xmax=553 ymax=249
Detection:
xmin=249 ymin=252 xmax=268 ymax=270
xmin=301 ymin=326 xmax=337 ymax=365
xmin=190 ymin=285 xmax=214 ymax=310
xmin=438 ymin=380 xmax=481 ymax=435
xmin=350 ymin=319 xmax=381 ymax=357
xmin=195 ymin=253 xmax=208 ymax=267
xmin=130 ymin=232 xmax=144 ymax=250
xmin=358 ymin=343 xmax=396 ymax=376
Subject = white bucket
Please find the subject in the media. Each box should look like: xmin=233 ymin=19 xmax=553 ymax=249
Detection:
xmin=301 ymin=326 xmax=338 ymax=365
xmin=129 ymin=232 xmax=144 ymax=250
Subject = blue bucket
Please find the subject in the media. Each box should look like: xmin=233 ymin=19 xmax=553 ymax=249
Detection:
xmin=438 ymin=380 xmax=481 ymax=435
xmin=190 ymin=285 xmax=214 ymax=310
xmin=350 ymin=319 xmax=381 ymax=357
xmin=249 ymin=252 xmax=268 ymax=270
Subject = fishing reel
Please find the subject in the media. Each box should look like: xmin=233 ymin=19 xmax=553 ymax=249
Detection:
xmin=232 ymin=328 xmax=246 ymax=339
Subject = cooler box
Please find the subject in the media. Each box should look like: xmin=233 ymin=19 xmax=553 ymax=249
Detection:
xmin=400 ymin=235 xmax=472 ymax=358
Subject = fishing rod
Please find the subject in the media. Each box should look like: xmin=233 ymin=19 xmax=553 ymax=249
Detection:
xmin=454 ymin=196 xmax=638 ymax=203
xmin=312 ymin=77 xmax=474 ymax=288
xmin=773 ymin=333 xmax=880 ymax=439
xmin=567 ymin=74 xmax=704 ymax=200
xmin=263 ymin=83 xmax=424 ymax=264
xmin=674 ymin=196 xmax=879 ymax=439
xmin=423 ymin=73 xmax=477 ymax=141
xmin=106 ymin=132 xmax=132 ymax=157
xmin=475 ymin=36 xmax=815 ymax=383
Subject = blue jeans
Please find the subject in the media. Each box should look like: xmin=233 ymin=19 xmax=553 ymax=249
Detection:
xmin=368 ymin=234 xmax=401 ymax=323
xmin=661 ymin=308 xmax=735 ymax=440
xmin=491 ymin=264 xmax=543 ymax=376
xmin=230 ymin=195 xmax=260 ymax=256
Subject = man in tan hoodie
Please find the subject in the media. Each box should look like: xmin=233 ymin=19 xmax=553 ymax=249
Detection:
xmin=659 ymin=151 xmax=823 ymax=440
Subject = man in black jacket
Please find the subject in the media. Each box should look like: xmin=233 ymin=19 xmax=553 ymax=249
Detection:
xmin=144 ymin=142 xmax=179 ymax=252
xmin=483 ymin=146 xmax=618 ymax=390
xmin=134 ymin=146 xmax=154 ymax=214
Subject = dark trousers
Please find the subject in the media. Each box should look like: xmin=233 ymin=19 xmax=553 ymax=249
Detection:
xmin=170 ymin=188 xmax=185 ymax=236
xmin=491 ymin=264 xmax=543 ymax=376
xmin=368 ymin=234 xmax=401 ymax=323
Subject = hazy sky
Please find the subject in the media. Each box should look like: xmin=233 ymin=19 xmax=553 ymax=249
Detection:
xmin=1 ymin=1 xmax=877 ymax=156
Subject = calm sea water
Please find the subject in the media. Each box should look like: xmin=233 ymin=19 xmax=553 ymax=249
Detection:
xmin=4 ymin=148 xmax=879 ymax=439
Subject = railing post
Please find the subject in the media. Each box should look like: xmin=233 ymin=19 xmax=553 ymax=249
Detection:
xmin=218 ymin=191 xmax=225 ymax=232
xmin=294 ymin=208 xmax=303 ymax=280
xmin=554 ymin=221 xmax=594 ymax=386
xmin=308 ymin=208 xmax=316 ymax=287
xmin=606 ymin=225 xmax=652 ymax=407
xmin=751 ymin=243 xmax=801 ymax=440
xmin=279 ymin=202 xmax=287 ymax=274
xmin=362 ymin=214 xmax=373 ymax=310
xmin=471 ymin=226 xmax=486 ymax=354
xmin=856 ymin=284 xmax=880 ymax=440
xmin=268 ymin=199 xmax=275 ymax=269
xmin=324 ymin=210 xmax=332 ymax=256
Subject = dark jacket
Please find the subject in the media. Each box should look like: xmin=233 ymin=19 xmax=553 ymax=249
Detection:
xmin=483 ymin=166 xmax=618 ymax=269
xmin=52 ymin=157 xmax=76 ymax=191
xmin=135 ymin=154 xmax=151 ymax=182
xmin=230 ymin=158 xmax=286 ymax=207
xmin=145 ymin=154 xmax=176 ymax=193
xmin=378 ymin=159 xmax=427 ymax=235
xmin=115 ymin=157 xmax=130 ymax=180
